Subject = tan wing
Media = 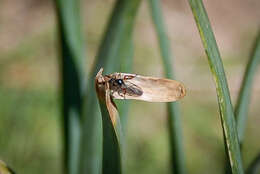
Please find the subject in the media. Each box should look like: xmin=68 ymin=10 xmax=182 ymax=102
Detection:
xmin=111 ymin=73 xmax=186 ymax=102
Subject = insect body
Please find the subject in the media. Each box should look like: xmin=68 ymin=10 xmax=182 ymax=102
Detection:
xmin=106 ymin=74 xmax=143 ymax=98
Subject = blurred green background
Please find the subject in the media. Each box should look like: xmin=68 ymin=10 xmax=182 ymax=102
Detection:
xmin=0 ymin=0 xmax=260 ymax=173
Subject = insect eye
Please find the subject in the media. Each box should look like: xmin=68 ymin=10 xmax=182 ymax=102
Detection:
xmin=116 ymin=79 xmax=123 ymax=85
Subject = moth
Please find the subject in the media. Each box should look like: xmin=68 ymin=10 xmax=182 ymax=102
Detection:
xmin=96 ymin=68 xmax=186 ymax=102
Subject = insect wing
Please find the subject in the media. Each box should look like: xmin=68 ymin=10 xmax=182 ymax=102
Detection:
xmin=111 ymin=73 xmax=186 ymax=102
xmin=123 ymin=81 xmax=143 ymax=97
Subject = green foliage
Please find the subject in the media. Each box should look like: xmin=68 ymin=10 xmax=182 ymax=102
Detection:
xmin=0 ymin=160 xmax=16 ymax=174
xmin=55 ymin=0 xmax=86 ymax=174
xmin=246 ymin=152 xmax=260 ymax=174
xmin=235 ymin=32 xmax=260 ymax=144
xmin=2 ymin=1 xmax=259 ymax=174
xmin=225 ymin=31 xmax=260 ymax=174
xmin=95 ymin=77 xmax=124 ymax=174
xmin=79 ymin=1 xmax=141 ymax=174
xmin=148 ymin=0 xmax=186 ymax=173
xmin=98 ymin=100 xmax=123 ymax=174
xmin=187 ymin=0 xmax=244 ymax=173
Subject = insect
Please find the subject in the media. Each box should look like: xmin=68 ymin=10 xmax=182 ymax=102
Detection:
xmin=96 ymin=68 xmax=186 ymax=102
xmin=105 ymin=73 xmax=143 ymax=98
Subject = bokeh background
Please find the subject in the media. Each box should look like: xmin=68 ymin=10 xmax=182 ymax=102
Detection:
xmin=0 ymin=0 xmax=260 ymax=173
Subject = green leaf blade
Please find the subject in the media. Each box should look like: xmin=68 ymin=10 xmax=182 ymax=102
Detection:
xmin=246 ymin=152 xmax=260 ymax=174
xmin=55 ymin=0 xmax=86 ymax=174
xmin=99 ymin=100 xmax=123 ymax=174
xmin=79 ymin=1 xmax=141 ymax=174
xmin=188 ymin=0 xmax=244 ymax=173
xmin=235 ymin=32 xmax=260 ymax=143
xmin=148 ymin=0 xmax=186 ymax=173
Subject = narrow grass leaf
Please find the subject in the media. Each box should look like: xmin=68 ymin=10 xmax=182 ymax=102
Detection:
xmin=79 ymin=1 xmax=141 ymax=174
xmin=0 ymin=160 xmax=16 ymax=174
xmin=117 ymin=36 xmax=134 ymax=134
xmin=188 ymin=0 xmax=244 ymax=173
xmin=55 ymin=0 xmax=86 ymax=174
xmin=148 ymin=0 xmax=186 ymax=173
xmin=93 ymin=0 xmax=142 ymax=74
xmin=246 ymin=152 xmax=260 ymax=174
xmin=95 ymin=69 xmax=123 ymax=174
xmin=225 ymin=31 xmax=260 ymax=174
xmin=235 ymin=32 xmax=260 ymax=143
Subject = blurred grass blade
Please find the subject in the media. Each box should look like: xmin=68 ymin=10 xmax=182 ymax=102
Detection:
xmin=148 ymin=0 xmax=186 ymax=173
xmin=225 ymin=31 xmax=260 ymax=174
xmin=116 ymin=19 xmax=135 ymax=133
xmin=55 ymin=0 xmax=86 ymax=174
xmin=95 ymin=69 xmax=123 ymax=174
xmin=99 ymin=98 xmax=123 ymax=174
xmin=188 ymin=0 xmax=244 ymax=173
xmin=235 ymin=32 xmax=260 ymax=143
xmin=0 ymin=160 xmax=16 ymax=174
xmin=93 ymin=0 xmax=141 ymax=74
xmin=79 ymin=1 xmax=141 ymax=174
xmin=116 ymin=41 xmax=133 ymax=133
xmin=246 ymin=152 xmax=260 ymax=174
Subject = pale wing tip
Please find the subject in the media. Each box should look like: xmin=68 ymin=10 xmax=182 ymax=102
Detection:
xmin=158 ymin=82 xmax=186 ymax=102
xmin=178 ymin=83 xmax=186 ymax=99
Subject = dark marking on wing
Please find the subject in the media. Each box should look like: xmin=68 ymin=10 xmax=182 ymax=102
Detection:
xmin=125 ymin=83 xmax=143 ymax=97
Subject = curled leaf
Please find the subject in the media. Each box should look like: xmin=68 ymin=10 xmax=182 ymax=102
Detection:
xmin=95 ymin=68 xmax=119 ymax=125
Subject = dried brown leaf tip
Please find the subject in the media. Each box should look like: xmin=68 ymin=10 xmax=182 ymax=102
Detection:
xmin=96 ymin=68 xmax=186 ymax=102
xmin=95 ymin=68 xmax=119 ymax=125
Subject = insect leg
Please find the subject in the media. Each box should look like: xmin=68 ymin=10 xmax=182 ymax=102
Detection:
xmin=123 ymin=74 xmax=137 ymax=80
xmin=117 ymin=89 xmax=125 ymax=98
xmin=123 ymin=89 xmax=127 ymax=99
